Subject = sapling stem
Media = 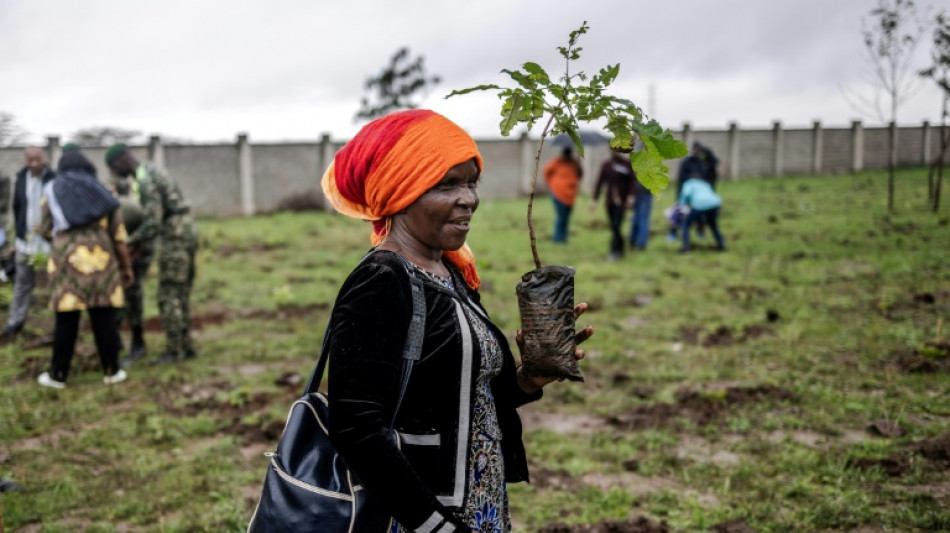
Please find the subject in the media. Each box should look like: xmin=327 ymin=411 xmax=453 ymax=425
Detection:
xmin=527 ymin=113 xmax=559 ymax=270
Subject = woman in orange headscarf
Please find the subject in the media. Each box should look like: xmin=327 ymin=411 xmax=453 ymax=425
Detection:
xmin=544 ymin=146 xmax=583 ymax=243
xmin=316 ymin=110 xmax=593 ymax=532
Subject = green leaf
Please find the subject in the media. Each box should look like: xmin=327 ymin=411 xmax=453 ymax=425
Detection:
xmin=445 ymin=84 xmax=502 ymax=99
xmin=523 ymin=62 xmax=550 ymax=82
xmin=499 ymin=92 xmax=524 ymax=136
xmin=630 ymin=141 xmax=670 ymax=195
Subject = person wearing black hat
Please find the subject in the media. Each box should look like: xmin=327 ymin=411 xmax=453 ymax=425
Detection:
xmin=106 ymin=144 xmax=197 ymax=364
xmin=37 ymin=150 xmax=134 ymax=388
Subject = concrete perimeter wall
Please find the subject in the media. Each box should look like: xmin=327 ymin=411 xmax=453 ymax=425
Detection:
xmin=0 ymin=121 xmax=944 ymax=217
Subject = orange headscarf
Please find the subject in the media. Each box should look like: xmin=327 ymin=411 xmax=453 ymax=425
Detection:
xmin=321 ymin=109 xmax=483 ymax=289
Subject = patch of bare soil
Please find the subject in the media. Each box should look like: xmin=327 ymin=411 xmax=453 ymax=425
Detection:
xmin=710 ymin=520 xmax=759 ymax=533
xmin=520 ymin=405 xmax=607 ymax=435
xmin=679 ymin=325 xmax=775 ymax=348
xmin=893 ymin=341 xmax=950 ymax=373
xmin=846 ymin=455 xmax=911 ymax=477
xmin=538 ymin=516 xmax=670 ymax=533
xmin=143 ymin=302 xmax=329 ymax=332
xmin=218 ymin=240 xmax=289 ymax=258
xmin=908 ymin=431 xmax=950 ymax=463
xmin=607 ymin=385 xmax=795 ymax=430
xmin=847 ymin=431 xmax=950 ymax=478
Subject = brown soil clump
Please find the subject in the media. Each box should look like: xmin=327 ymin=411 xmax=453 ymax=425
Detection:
xmin=846 ymin=456 xmax=910 ymax=477
xmin=711 ymin=520 xmax=759 ymax=533
xmin=538 ymin=516 xmax=670 ymax=533
xmin=680 ymin=325 xmax=776 ymax=348
xmin=607 ymin=385 xmax=795 ymax=430
xmin=909 ymin=431 xmax=950 ymax=463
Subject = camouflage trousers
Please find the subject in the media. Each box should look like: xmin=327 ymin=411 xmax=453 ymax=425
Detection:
xmin=115 ymin=244 xmax=155 ymax=334
xmin=158 ymin=218 xmax=198 ymax=357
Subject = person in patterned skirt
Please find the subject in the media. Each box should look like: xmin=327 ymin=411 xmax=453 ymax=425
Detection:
xmin=36 ymin=151 xmax=134 ymax=388
xmin=320 ymin=110 xmax=595 ymax=533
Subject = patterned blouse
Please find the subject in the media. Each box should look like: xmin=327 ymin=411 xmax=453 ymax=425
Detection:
xmin=41 ymin=205 xmax=128 ymax=312
xmin=394 ymin=267 xmax=511 ymax=533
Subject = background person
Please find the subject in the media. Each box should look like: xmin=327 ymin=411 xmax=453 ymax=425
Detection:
xmin=678 ymin=174 xmax=725 ymax=252
xmin=591 ymin=152 xmax=634 ymax=260
xmin=629 ymin=173 xmax=653 ymax=251
xmin=543 ymin=146 xmax=583 ymax=243
xmin=2 ymin=147 xmax=55 ymax=338
xmin=106 ymin=144 xmax=197 ymax=364
xmin=321 ymin=109 xmax=593 ymax=532
xmin=36 ymin=151 xmax=133 ymax=388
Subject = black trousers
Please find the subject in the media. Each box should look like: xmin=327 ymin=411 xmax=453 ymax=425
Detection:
xmin=606 ymin=202 xmax=626 ymax=255
xmin=51 ymin=308 xmax=121 ymax=382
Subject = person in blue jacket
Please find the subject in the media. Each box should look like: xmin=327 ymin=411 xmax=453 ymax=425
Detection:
xmin=678 ymin=176 xmax=725 ymax=252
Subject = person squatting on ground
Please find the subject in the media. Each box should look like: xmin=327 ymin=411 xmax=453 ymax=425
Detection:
xmin=106 ymin=144 xmax=197 ymax=364
xmin=2 ymin=147 xmax=55 ymax=338
xmin=543 ymin=146 xmax=583 ymax=243
xmin=674 ymin=142 xmax=719 ymax=240
xmin=36 ymin=151 xmax=134 ymax=388
xmin=591 ymin=152 xmax=635 ymax=260
xmin=320 ymin=109 xmax=594 ymax=532
xmin=678 ymin=174 xmax=726 ymax=252
xmin=105 ymin=149 xmax=155 ymax=367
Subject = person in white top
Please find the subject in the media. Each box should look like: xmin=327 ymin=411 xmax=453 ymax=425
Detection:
xmin=3 ymin=147 xmax=55 ymax=338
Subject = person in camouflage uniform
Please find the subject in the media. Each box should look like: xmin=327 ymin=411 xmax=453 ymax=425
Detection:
xmin=109 ymin=161 xmax=155 ymax=366
xmin=106 ymin=144 xmax=198 ymax=363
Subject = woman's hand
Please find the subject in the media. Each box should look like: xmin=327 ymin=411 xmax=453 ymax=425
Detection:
xmin=515 ymin=302 xmax=594 ymax=392
xmin=121 ymin=267 xmax=134 ymax=288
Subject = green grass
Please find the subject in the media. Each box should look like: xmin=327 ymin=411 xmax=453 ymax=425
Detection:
xmin=1 ymin=168 xmax=948 ymax=532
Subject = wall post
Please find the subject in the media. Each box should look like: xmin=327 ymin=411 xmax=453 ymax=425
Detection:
xmin=811 ymin=120 xmax=823 ymax=175
xmin=519 ymin=130 xmax=533 ymax=195
xmin=681 ymin=122 xmax=692 ymax=148
xmin=319 ymin=133 xmax=335 ymax=212
xmin=148 ymin=134 xmax=165 ymax=169
xmin=46 ymin=136 xmax=61 ymax=167
xmin=772 ymin=120 xmax=784 ymax=176
xmin=727 ymin=121 xmax=740 ymax=180
xmin=851 ymin=120 xmax=864 ymax=173
xmin=237 ymin=133 xmax=255 ymax=216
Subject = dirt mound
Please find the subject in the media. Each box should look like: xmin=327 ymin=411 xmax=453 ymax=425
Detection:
xmin=143 ymin=303 xmax=329 ymax=332
xmin=538 ymin=516 xmax=669 ymax=533
xmin=909 ymin=431 xmax=950 ymax=463
xmin=680 ymin=325 xmax=775 ymax=348
xmin=607 ymin=385 xmax=795 ymax=430
xmin=711 ymin=520 xmax=759 ymax=533
xmin=846 ymin=455 xmax=910 ymax=477
xmin=894 ymin=341 xmax=950 ymax=373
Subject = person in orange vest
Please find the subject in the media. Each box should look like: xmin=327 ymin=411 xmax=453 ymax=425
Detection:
xmin=543 ymin=146 xmax=583 ymax=243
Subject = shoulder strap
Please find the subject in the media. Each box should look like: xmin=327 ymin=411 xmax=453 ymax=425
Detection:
xmin=305 ymin=251 xmax=426 ymax=430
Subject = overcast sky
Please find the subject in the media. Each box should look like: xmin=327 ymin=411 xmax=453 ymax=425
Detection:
xmin=3 ymin=0 xmax=950 ymax=145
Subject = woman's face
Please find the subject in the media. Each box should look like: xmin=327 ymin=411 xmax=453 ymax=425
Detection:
xmin=402 ymin=158 xmax=480 ymax=252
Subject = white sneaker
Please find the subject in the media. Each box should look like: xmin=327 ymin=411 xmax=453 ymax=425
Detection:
xmin=103 ymin=369 xmax=128 ymax=385
xmin=38 ymin=372 xmax=66 ymax=389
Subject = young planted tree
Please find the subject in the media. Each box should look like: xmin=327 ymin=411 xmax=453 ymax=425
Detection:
xmin=447 ymin=22 xmax=686 ymax=380
xmin=355 ymin=47 xmax=441 ymax=122
xmin=849 ymin=0 xmax=929 ymax=211
xmin=920 ymin=11 xmax=950 ymax=213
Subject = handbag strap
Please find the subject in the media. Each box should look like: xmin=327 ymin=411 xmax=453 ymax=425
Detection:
xmin=305 ymin=252 xmax=426 ymax=430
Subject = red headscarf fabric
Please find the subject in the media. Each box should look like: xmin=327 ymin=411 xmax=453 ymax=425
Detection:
xmin=321 ymin=109 xmax=483 ymax=289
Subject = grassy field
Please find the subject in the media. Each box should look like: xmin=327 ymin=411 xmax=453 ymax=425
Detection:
xmin=0 ymin=169 xmax=948 ymax=532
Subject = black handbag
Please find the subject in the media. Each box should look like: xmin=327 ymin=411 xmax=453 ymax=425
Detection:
xmin=247 ymin=263 xmax=426 ymax=533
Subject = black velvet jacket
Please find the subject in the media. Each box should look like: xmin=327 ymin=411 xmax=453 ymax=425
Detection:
xmin=327 ymin=250 xmax=541 ymax=532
